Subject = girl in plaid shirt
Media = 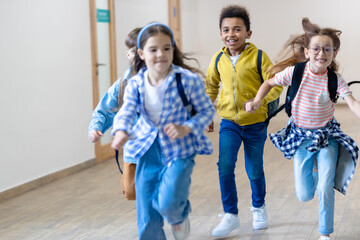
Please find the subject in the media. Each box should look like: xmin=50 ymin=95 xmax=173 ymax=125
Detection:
xmin=246 ymin=18 xmax=360 ymax=240
xmin=111 ymin=23 xmax=215 ymax=240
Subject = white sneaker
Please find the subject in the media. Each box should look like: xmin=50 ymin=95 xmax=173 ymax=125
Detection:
xmin=212 ymin=213 xmax=240 ymax=237
xmin=319 ymin=236 xmax=331 ymax=240
xmin=172 ymin=217 xmax=190 ymax=240
xmin=250 ymin=204 xmax=268 ymax=230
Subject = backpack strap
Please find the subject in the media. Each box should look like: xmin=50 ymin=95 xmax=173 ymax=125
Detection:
xmin=327 ymin=68 xmax=338 ymax=103
xmin=215 ymin=51 xmax=223 ymax=76
xmin=264 ymin=62 xmax=306 ymax=125
xmin=176 ymin=73 xmax=196 ymax=116
xmin=114 ymin=79 xmax=128 ymax=175
xmin=118 ymin=79 xmax=128 ymax=108
xmin=348 ymin=81 xmax=360 ymax=86
xmin=284 ymin=62 xmax=307 ymax=116
xmin=115 ymin=150 xmax=123 ymax=174
xmin=257 ymin=49 xmax=264 ymax=83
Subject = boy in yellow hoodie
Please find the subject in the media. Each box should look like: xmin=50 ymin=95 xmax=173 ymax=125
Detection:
xmin=205 ymin=5 xmax=282 ymax=237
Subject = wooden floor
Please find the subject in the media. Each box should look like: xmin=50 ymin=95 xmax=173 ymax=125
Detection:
xmin=1 ymin=105 xmax=359 ymax=240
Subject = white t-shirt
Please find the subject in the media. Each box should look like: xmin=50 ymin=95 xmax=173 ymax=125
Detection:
xmin=229 ymin=43 xmax=248 ymax=66
xmin=230 ymin=55 xmax=240 ymax=66
xmin=144 ymin=71 xmax=168 ymax=126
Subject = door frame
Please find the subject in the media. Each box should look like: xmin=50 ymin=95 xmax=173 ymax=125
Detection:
xmin=89 ymin=0 xmax=117 ymax=162
xmin=168 ymin=0 xmax=182 ymax=50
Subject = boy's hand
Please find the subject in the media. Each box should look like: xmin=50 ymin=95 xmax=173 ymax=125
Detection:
xmin=111 ymin=130 xmax=129 ymax=150
xmin=164 ymin=123 xmax=192 ymax=140
xmin=89 ymin=130 xmax=104 ymax=142
xmin=206 ymin=121 xmax=214 ymax=132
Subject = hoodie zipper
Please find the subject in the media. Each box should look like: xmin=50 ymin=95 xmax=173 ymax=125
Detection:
xmin=224 ymin=54 xmax=241 ymax=124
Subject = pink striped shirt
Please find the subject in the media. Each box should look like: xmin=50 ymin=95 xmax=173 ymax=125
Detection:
xmin=275 ymin=62 xmax=352 ymax=129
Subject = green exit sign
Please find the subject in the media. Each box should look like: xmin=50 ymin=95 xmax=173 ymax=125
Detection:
xmin=97 ymin=9 xmax=110 ymax=23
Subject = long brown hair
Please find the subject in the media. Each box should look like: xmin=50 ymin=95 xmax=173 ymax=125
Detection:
xmin=269 ymin=18 xmax=342 ymax=77
xmin=134 ymin=23 xmax=204 ymax=77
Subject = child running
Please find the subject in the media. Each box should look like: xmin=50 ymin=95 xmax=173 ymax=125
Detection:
xmin=246 ymin=18 xmax=360 ymax=240
xmin=88 ymin=27 xmax=140 ymax=143
xmin=88 ymin=27 xmax=141 ymax=199
xmin=205 ymin=5 xmax=282 ymax=237
xmin=111 ymin=22 xmax=215 ymax=240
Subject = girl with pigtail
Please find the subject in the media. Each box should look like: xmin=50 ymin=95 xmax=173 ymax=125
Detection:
xmin=246 ymin=18 xmax=360 ymax=240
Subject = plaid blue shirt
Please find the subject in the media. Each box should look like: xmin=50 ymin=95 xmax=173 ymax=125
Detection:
xmin=111 ymin=65 xmax=215 ymax=164
xmin=270 ymin=118 xmax=358 ymax=194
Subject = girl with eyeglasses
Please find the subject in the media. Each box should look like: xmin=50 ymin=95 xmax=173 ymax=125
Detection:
xmin=245 ymin=18 xmax=360 ymax=240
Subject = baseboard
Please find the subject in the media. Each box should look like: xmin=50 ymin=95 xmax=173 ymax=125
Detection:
xmin=0 ymin=158 xmax=97 ymax=203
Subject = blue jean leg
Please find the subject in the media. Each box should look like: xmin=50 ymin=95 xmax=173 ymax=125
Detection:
xmin=135 ymin=138 xmax=166 ymax=240
xmin=317 ymin=138 xmax=338 ymax=235
xmin=135 ymin=137 xmax=195 ymax=240
xmin=293 ymin=137 xmax=338 ymax=235
xmin=218 ymin=120 xmax=267 ymax=214
xmin=153 ymin=155 xmax=195 ymax=225
xmin=293 ymin=139 xmax=318 ymax=202
xmin=243 ymin=123 xmax=267 ymax=208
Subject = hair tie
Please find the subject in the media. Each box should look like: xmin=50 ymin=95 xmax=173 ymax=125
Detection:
xmin=137 ymin=22 xmax=175 ymax=49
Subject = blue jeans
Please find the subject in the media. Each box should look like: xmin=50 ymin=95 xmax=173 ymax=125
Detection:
xmin=293 ymin=137 xmax=338 ymax=235
xmin=218 ymin=119 xmax=267 ymax=214
xmin=135 ymin=137 xmax=195 ymax=240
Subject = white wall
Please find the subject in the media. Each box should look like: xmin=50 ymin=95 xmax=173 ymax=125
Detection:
xmin=181 ymin=0 xmax=360 ymax=100
xmin=0 ymin=0 xmax=94 ymax=192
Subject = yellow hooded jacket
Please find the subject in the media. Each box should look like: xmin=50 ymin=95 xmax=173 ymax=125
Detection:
xmin=206 ymin=43 xmax=283 ymax=126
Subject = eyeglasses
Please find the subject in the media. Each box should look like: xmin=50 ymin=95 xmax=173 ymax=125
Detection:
xmin=308 ymin=45 xmax=335 ymax=55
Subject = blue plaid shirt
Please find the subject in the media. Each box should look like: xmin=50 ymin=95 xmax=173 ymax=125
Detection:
xmin=111 ymin=65 xmax=215 ymax=164
xmin=270 ymin=118 xmax=358 ymax=194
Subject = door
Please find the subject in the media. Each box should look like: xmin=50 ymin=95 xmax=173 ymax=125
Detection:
xmin=168 ymin=0 xmax=182 ymax=50
xmin=89 ymin=0 xmax=117 ymax=162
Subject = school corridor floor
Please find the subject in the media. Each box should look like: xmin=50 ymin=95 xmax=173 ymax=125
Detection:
xmin=1 ymin=105 xmax=360 ymax=240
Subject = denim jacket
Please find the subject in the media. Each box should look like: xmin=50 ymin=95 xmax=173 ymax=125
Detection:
xmin=88 ymin=68 xmax=132 ymax=137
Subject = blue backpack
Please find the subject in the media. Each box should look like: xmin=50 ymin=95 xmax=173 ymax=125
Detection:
xmin=215 ymin=50 xmax=280 ymax=118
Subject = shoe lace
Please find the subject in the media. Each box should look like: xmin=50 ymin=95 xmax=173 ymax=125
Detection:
xmin=219 ymin=214 xmax=235 ymax=226
xmin=250 ymin=207 xmax=264 ymax=220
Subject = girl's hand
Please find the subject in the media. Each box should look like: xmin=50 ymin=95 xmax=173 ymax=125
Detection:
xmin=111 ymin=130 xmax=129 ymax=150
xmin=89 ymin=130 xmax=103 ymax=142
xmin=245 ymin=100 xmax=261 ymax=113
xmin=164 ymin=123 xmax=192 ymax=140
xmin=206 ymin=121 xmax=214 ymax=133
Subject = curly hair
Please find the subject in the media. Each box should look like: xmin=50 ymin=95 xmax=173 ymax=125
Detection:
xmin=219 ymin=5 xmax=250 ymax=31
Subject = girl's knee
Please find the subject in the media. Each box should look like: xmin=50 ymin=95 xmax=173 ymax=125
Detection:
xmin=296 ymin=192 xmax=314 ymax=202
xmin=154 ymin=197 xmax=186 ymax=220
xmin=295 ymin=187 xmax=315 ymax=202
xmin=316 ymin=182 xmax=334 ymax=198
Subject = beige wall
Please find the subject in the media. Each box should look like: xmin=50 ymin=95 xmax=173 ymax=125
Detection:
xmin=0 ymin=0 xmax=94 ymax=192
xmin=1 ymin=0 xmax=359 ymax=193
xmin=181 ymin=0 xmax=360 ymax=101
xmin=0 ymin=0 xmax=169 ymax=193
